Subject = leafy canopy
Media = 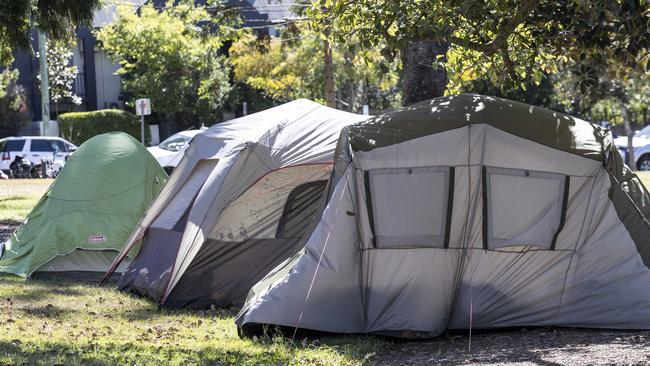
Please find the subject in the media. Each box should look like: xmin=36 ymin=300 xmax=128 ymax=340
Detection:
xmin=0 ymin=69 xmax=30 ymax=134
xmin=309 ymin=0 xmax=650 ymax=92
xmin=0 ymin=0 xmax=101 ymax=65
xmin=96 ymin=0 xmax=238 ymax=129
xmin=229 ymin=25 xmax=400 ymax=112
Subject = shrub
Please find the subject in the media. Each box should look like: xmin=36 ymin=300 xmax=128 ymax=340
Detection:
xmin=58 ymin=109 xmax=150 ymax=146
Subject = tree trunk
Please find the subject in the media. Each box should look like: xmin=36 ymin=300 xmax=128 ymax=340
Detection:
xmin=348 ymin=79 xmax=356 ymax=112
xmin=323 ymin=39 xmax=336 ymax=108
xmin=400 ymin=40 xmax=449 ymax=106
xmin=620 ymin=99 xmax=636 ymax=170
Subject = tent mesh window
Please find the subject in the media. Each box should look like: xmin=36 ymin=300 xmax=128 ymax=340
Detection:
xmin=210 ymin=165 xmax=333 ymax=242
xmin=367 ymin=166 xmax=451 ymax=249
xmin=483 ymin=166 xmax=569 ymax=250
xmin=276 ymin=180 xmax=328 ymax=239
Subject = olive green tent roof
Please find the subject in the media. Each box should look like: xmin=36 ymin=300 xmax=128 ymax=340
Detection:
xmin=348 ymin=94 xmax=609 ymax=160
xmin=0 ymin=132 xmax=168 ymax=277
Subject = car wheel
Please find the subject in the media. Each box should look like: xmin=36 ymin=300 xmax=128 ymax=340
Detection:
xmin=637 ymin=155 xmax=650 ymax=171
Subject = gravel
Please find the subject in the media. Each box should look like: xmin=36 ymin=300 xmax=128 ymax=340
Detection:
xmin=376 ymin=328 xmax=650 ymax=365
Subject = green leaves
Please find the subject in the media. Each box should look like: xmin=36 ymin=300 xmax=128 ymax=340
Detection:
xmin=229 ymin=26 xmax=400 ymax=111
xmin=0 ymin=0 xmax=100 ymax=67
xmin=0 ymin=69 xmax=30 ymax=132
xmin=96 ymin=2 xmax=234 ymax=129
xmin=307 ymin=0 xmax=650 ymax=101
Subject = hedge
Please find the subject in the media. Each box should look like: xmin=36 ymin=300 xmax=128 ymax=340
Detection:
xmin=58 ymin=109 xmax=150 ymax=146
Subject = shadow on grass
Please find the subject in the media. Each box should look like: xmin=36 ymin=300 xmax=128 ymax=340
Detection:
xmin=0 ymin=275 xmax=86 ymax=302
xmin=19 ymin=303 xmax=73 ymax=319
xmin=116 ymin=300 xmax=240 ymax=322
xmin=0 ymin=336 xmax=378 ymax=366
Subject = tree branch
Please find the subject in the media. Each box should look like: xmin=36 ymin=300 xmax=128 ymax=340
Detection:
xmin=449 ymin=0 xmax=539 ymax=56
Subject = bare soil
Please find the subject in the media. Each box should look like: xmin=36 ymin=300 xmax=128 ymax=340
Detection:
xmin=376 ymin=328 xmax=650 ymax=365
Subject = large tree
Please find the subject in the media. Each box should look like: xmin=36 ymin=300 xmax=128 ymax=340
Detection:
xmin=552 ymin=55 xmax=650 ymax=170
xmin=309 ymin=0 xmax=650 ymax=106
xmin=0 ymin=0 xmax=101 ymax=65
xmin=229 ymin=26 xmax=400 ymax=114
xmin=96 ymin=1 xmax=236 ymax=136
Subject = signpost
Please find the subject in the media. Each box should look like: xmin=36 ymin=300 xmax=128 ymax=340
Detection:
xmin=135 ymin=98 xmax=151 ymax=144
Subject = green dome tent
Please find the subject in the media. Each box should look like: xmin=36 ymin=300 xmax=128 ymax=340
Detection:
xmin=0 ymin=132 xmax=168 ymax=279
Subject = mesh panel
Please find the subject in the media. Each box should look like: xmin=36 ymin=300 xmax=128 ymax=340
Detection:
xmin=210 ymin=164 xmax=332 ymax=241
xmin=368 ymin=167 xmax=450 ymax=248
xmin=485 ymin=167 xmax=566 ymax=249
xmin=276 ymin=180 xmax=328 ymax=239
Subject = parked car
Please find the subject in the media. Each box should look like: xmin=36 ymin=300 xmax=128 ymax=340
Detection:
xmin=614 ymin=125 xmax=650 ymax=170
xmin=0 ymin=136 xmax=77 ymax=177
xmin=147 ymin=128 xmax=206 ymax=174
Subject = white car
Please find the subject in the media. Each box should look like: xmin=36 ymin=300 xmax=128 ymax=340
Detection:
xmin=614 ymin=125 xmax=650 ymax=170
xmin=147 ymin=128 xmax=206 ymax=174
xmin=0 ymin=136 xmax=77 ymax=176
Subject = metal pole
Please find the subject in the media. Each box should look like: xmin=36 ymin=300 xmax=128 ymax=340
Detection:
xmin=38 ymin=30 xmax=50 ymax=135
xmin=140 ymin=114 xmax=145 ymax=144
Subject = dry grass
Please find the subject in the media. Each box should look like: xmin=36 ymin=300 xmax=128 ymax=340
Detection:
xmin=0 ymin=179 xmax=52 ymax=221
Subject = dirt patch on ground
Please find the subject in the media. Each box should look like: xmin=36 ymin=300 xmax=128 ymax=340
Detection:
xmin=0 ymin=219 xmax=21 ymax=242
xmin=376 ymin=328 xmax=650 ymax=365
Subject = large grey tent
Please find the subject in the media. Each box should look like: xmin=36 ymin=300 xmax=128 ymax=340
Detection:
xmin=103 ymin=99 xmax=368 ymax=308
xmin=237 ymin=94 xmax=650 ymax=338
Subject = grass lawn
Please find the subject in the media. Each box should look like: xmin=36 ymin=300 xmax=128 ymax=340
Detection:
xmin=0 ymin=178 xmax=384 ymax=365
xmin=0 ymin=179 xmax=53 ymax=221
xmin=2 ymin=173 xmax=650 ymax=365
xmin=0 ymin=274 xmax=384 ymax=365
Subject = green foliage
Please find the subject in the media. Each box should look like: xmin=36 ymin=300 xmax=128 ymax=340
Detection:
xmin=0 ymin=0 xmax=100 ymax=66
xmin=96 ymin=1 xmax=237 ymax=133
xmin=0 ymin=69 xmax=30 ymax=136
xmin=308 ymin=0 xmax=650 ymax=94
xmin=229 ymin=27 xmax=400 ymax=113
xmin=58 ymin=109 xmax=149 ymax=146
xmin=550 ymin=54 xmax=650 ymax=125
